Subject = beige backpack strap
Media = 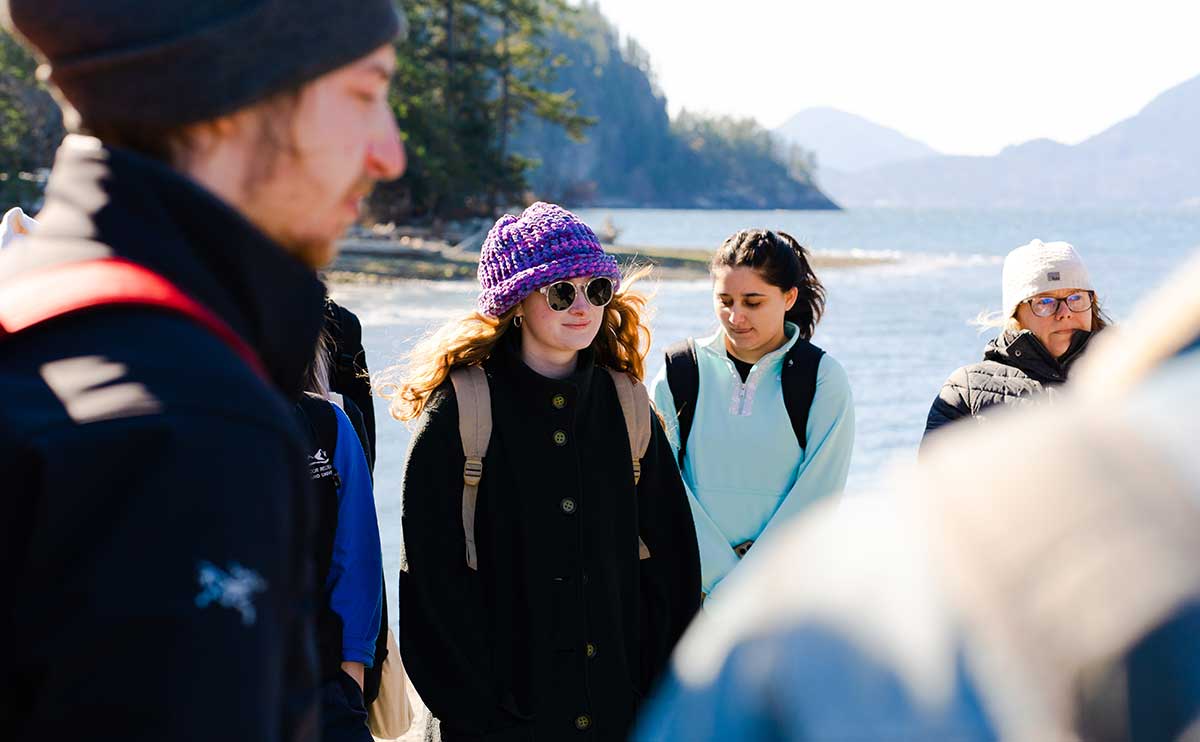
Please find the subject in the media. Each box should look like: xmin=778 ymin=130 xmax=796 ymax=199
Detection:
xmin=449 ymin=366 xmax=492 ymax=570
xmin=607 ymin=368 xmax=653 ymax=560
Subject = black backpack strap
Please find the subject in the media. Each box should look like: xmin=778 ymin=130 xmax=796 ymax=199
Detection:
xmin=663 ymin=338 xmax=699 ymax=464
xmin=295 ymin=394 xmax=340 ymax=464
xmin=780 ymin=339 xmax=826 ymax=450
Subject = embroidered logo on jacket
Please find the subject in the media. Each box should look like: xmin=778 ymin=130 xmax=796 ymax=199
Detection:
xmin=307 ymin=448 xmax=337 ymax=482
xmin=195 ymin=561 xmax=267 ymax=626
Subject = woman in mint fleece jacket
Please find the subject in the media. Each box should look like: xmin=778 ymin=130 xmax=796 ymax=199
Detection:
xmin=650 ymin=229 xmax=855 ymax=600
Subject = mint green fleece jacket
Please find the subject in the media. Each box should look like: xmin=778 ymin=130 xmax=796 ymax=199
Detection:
xmin=649 ymin=323 xmax=855 ymax=597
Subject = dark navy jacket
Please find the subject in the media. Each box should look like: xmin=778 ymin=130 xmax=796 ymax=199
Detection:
xmin=0 ymin=136 xmax=325 ymax=741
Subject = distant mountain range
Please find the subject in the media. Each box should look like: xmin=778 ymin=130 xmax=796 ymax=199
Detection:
xmin=812 ymin=74 xmax=1200 ymax=208
xmin=774 ymin=107 xmax=940 ymax=173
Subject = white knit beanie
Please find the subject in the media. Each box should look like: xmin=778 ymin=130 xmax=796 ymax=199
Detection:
xmin=1002 ymin=239 xmax=1093 ymax=319
xmin=0 ymin=206 xmax=37 ymax=250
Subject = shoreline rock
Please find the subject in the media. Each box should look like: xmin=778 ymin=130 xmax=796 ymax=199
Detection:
xmin=326 ymin=237 xmax=895 ymax=285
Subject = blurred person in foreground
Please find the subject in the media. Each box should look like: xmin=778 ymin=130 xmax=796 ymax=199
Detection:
xmin=0 ymin=1 xmax=405 ymax=740
xmin=922 ymin=239 xmax=1109 ymax=451
xmin=635 ymin=254 xmax=1200 ymax=741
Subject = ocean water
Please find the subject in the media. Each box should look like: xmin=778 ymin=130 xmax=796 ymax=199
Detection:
xmin=331 ymin=207 xmax=1200 ymax=613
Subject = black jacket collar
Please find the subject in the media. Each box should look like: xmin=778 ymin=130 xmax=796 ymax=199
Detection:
xmin=2 ymin=135 xmax=324 ymax=394
xmin=489 ymin=329 xmax=597 ymax=411
xmin=985 ymin=328 xmax=1095 ymax=382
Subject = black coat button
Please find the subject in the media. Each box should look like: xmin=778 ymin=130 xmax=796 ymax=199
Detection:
xmin=552 ymin=394 xmax=567 ymax=409
xmin=560 ymin=497 xmax=577 ymax=514
xmin=553 ymin=430 xmax=568 ymax=446
xmin=586 ymin=642 xmax=597 ymax=659
xmin=575 ymin=714 xmax=592 ymax=731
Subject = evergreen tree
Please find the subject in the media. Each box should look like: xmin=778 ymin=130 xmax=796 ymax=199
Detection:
xmin=369 ymin=0 xmax=592 ymax=225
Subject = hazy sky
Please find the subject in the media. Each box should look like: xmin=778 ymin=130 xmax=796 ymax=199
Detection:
xmin=586 ymin=0 xmax=1200 ymax=156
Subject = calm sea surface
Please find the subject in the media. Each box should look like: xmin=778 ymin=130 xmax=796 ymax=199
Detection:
xmin=331 ymin=207 xmax=1200 ymax=615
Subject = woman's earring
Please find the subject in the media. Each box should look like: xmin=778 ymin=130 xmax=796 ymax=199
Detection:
xmin=513 ymin=315 xmax=523 ymax=328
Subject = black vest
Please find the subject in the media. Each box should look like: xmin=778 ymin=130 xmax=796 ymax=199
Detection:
xmin=293 ymin=394 xmax=389 ymax=701
xmin=293 ymin=395 xmax=344 ymax=685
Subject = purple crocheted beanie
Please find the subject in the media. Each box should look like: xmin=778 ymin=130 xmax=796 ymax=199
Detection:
xmin=476 ymin=202 xmax=621 ymax=317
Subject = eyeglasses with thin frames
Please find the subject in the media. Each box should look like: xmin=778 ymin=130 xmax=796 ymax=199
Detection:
xmin=1026 ymin=291 xmax=1093 ymax=318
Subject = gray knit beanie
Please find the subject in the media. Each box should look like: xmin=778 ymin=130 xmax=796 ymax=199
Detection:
xmin=0 ymin=1 xmax=404 ymax=129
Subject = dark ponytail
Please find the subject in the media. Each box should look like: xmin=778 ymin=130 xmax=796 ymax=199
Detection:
xmin=711 ymin=229 xmax=826 ymax=339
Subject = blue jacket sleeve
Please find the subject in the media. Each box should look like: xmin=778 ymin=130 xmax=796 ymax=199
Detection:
xmin=752 ymin=355 xmax=854 ymax=553
xmin=635 ymin=625 xmax=996 ymax=741
xmin=328 ymin=403 xmax=383 ymax=667
xmin=649 ymin=363 xmax=741 ymax=596
xmin=633 ymin=646 xmax=784 ymax=742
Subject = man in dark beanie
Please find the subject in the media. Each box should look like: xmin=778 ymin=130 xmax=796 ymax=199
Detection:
xmin=0 ymin=2 xmax=405 ymax=741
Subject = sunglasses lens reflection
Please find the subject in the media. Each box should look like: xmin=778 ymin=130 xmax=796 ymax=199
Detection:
xmin=546 ymin=282 xmax=576 ymax=311
xmin=586 ymin=278 xmax=614 ymax=307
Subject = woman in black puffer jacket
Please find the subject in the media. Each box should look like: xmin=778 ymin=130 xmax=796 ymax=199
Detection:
xmin=922 ymin=239 xmax=1110 ymax=450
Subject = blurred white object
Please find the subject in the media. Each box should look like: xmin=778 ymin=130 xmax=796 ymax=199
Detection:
xmin=0 ymin=207 xmax=37 ymax=250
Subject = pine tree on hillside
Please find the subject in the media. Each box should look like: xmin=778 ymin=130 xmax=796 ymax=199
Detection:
xmin=369 ymin=0 xmax=593 ymax=224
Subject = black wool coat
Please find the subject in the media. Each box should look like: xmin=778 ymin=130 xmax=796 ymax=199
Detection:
xmin=921 ymin=328 xmax=1095 ymax=449
xmin=398 ymin=333 xmax=701 ymax=742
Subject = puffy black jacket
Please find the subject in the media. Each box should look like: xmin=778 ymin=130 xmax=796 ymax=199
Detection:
xmin=0 ymin=138 xmax=325 ymax=741
xmin=921 ymin=328 xmax=1095 ymax=449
